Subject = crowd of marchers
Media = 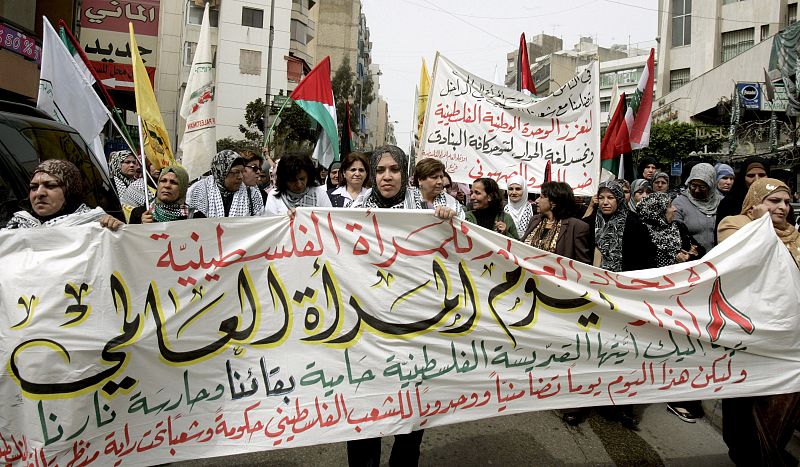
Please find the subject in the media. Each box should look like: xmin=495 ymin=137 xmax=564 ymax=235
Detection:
xmin=3 ymin=146 xmax=800 ymax=466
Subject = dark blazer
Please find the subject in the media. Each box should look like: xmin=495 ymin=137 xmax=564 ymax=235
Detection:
xmin=522 ymin=215 xmax=592 ymax=264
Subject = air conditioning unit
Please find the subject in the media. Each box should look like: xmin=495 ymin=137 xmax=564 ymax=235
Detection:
xmin=194 ymin=0 xmax=219 ymax=7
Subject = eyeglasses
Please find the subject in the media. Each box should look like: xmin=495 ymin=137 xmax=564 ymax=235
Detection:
xmin=245 ymin=165 xmax=263 ymax=172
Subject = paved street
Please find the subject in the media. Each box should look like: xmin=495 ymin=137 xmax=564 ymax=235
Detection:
xmin=172 ymin=402 xmax=794 ymax=466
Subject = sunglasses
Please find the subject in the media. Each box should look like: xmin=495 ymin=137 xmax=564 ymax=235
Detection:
xmin=245 ymin=164 xmax=263 ymax=172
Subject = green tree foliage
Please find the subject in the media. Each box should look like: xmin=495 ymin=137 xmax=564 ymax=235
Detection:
xmin=636 ymin=122 xmax=725 ymax=166
xmin=233 ymin=93 xmax=317 ymax=158
xmin=331 ymin=57 xmax=375 ymax=133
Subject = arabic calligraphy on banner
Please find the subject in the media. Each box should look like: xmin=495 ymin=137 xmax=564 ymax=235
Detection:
xmin=80 ymin=0 xmax=159 ymax=90
xmin=1 ymin=211 xmax=798 ymax=465
xmin=418 ymin=54 xmax=600 ymax=195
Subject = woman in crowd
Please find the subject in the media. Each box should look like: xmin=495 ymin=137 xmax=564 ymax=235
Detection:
xmin=328 ymin=152 xmax=370 ymax=208
xmin=263 ymin=153 xmax=331 ymax=216
xmin=316 ymin=163 xmax=329 ymax=186
xmin=444 ymin=173 xmax=470 ymax=208
xmin=716 ymin=156 xmax=769 ymax=225
xmin=4 ymin=160 xmax=122 ymax=230
xmin=652 ymin=172 xmax=670 ymax=193
xmin=129 ymin=166 xmax=205 ymax=223
xmin=326 ymin=160 xmax=342 ymax=191
xmin=504 ymin=175 xmax=533 ymax=235
xmin=120 ymin=157 xmax=159 ymax=212
xmin=717 ymin=178 xmax=799 ymax=465
xmin=109 ymin=150 xmax=140 ymax=196
xmin=521 ymin=181 xmax=591 ymax=264
xmin=411 ymin=158 xmax=465 ymax=217
xmin=715 ymin=163 xmax=735 ymax=198
xmin=189 ymin=150 xmax=263 ymax=218
xmin=672 ymin=163 xmax=720 ymax=254
xmin=639 ymin=156 xmax=658 ymax=181
xmin=465 ymin=177 xmax=517 ymax=239
xmin=349 ymin=145 xmax=458 ymax=467
xmin=628 ymin=179 xmax=652 ymax=214
xmin=626 ymin=192 xmax=705 ymax=270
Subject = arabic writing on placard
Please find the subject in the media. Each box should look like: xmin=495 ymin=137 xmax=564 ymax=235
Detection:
xmin=418 ymin=55 xmax=600 ymax=195
xmin=1 ymin=210 xmax=798 ymax=465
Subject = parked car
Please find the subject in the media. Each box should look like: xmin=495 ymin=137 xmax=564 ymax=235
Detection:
xmin=0 ymin=100 xmax=121 ymax=227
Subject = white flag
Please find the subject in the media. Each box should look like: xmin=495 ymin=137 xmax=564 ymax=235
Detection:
xmin=179 ymin=2 xmax=217 ymax=180
xmin=37 ymin=17 xmax=110 ymax=176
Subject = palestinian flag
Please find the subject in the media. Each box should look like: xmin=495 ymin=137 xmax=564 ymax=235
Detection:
xmin=517 ymin=33 xmax=537 ymax=96
xmin=291 ymin=56 xmax=339 ymax=167
xmin=626 ymin=48 xmax=654 ymax=149
xmin=601 ymin=92 xmax=631 ymax=178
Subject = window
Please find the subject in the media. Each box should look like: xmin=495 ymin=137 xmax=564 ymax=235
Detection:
xmin=669 ymin=68 xmax=690 ymax=91
xmin=600 ymin=100 xmax=610 ymax=113
xmin=721 ymin=28 xmax=754 ymax=62
xmin=242 ymin=7 xmax=264 ymax=28
xmin=290 ymin=19 xmax=307 ymax=44
xmin=183 ymin=41 xmax=217 ymax=66
xmin=187 ymin=3 xmax=219 ymax=26
xmin=722 ymin=0 xmax=745 ymax=4
xmin=183 ymin=42 xmax=196 ymax=66
xmin=790 ymin=3 xmax=797 ymax=25
xmin=239 ymin=49 xmax=262 ymax=75
xmin=671 ymin=0 xmax=691 ymax=47
xmin=600 ymin=68 xmax=643 ymax=89
xmin=761 ymin=24 xmax=770 ymax=41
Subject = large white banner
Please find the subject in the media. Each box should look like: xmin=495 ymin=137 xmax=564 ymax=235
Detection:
xmin=418 ymin=54 xmax=600 ymax=195
xmin=1 ymin=211 xmax=798 ymax=465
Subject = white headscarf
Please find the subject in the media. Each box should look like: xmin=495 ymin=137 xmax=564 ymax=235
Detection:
xmin=503 ymin=176 xmax=533 ymax=234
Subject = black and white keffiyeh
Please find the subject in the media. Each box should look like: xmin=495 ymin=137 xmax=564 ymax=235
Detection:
xmin=4 ymin=204 xmax=103 ymax=229
xmin=504 ymin=175 xmax=533 ymax=234
xmin=594 ymin=180 xmax=628 ymax=271
xmin=109 ymin=150 xmax=137 ymax=196
xmin=189 ymin=175 xmax=260 ymax=218
xmin=637 ymin=192 xmax=682 ymax=268
xmin=280 ymin=187 xmax=318 ymax=210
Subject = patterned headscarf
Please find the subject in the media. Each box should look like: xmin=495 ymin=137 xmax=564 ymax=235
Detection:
xmin=363 ymin=145 xmax=410 ymax=209
xmin=152 ymin=165 xmax=190 ymax=222
xmin=211 ymin=149 xmax=240 ymax=191
xmin=684 ymin=163 xmax=721 ymax=215
xmin=594 ymin=180 xmax=628 ymax=271
xmin=740 ymin=178 xmax=799 ymax=266
xmin=4 ymin=160 xmax=99 ymax=229
xmin=504 ymin=175 xmax=533 ymax=234
xmin=628 ymin=179 xmax=651 ymax=213
xmin=109 ymin=150 xmax=137 ymax=195
xmin=637 ymin=192 xmax=682 ymax=268
xmin=653 ymin=172 xmax=670 ymax=191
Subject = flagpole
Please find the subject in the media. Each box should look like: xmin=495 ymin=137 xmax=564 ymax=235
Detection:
xmin=137 ymin=115 xmax=150 ymax=211
xmin=57 ymin=20 xmax=137 ymax=153
xmin=262 ymin=0 xmax=276 ymax=153
xmin=264 ymin=96 xmax=292 ymax=150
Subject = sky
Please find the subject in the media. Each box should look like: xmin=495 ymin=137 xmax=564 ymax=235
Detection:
xmin=361 ymin=0 xmax=658 ymax=152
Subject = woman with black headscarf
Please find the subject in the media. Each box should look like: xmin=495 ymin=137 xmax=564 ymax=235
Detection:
xmin=715 ymin=156 xmax=770 ymax=229
xmin=348 ymin=145 xmax=456 ymax=467
xmin=4 ymin=160 xmax=122 ymax=230
xmin=189 ymin=149 xmax=262 ymax=217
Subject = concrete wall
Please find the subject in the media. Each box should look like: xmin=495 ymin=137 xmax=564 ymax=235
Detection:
xmin=311 ymin=0 xmax=359 ymax=70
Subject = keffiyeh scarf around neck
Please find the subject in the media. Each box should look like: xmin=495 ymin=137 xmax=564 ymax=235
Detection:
xmin=594 ymin=181 xmax=628 ymax=271
xmin=152 ymin=166 xmax=191 ymax=222
xmin=189 ymin=175 xmax=260 ymax=218
xmin=504 ymin=176 xmax=533 ymax=234
xmin=637 ymin=192 xmax=681 ymax=268
xmin=4 ymin=204 xmax=102 ymax=229
xmin=280 ymin=187 xmax=318 ymax=210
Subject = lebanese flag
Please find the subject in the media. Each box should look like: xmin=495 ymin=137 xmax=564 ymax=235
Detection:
xmin=291 ymin=56 xmax=339 ymax=167
xmin=517 ymin=33 xmax=537 ymax=96
xmin=626 ymin=48 xmax=655 ymax=149
xmin=601 ymin=92 xmax=631 ymax=178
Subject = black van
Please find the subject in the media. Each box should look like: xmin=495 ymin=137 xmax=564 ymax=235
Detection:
xmin=0 ymin=101 xmax=121 ymax=227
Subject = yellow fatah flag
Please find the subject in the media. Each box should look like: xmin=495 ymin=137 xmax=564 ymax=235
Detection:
xmin=129 ymin=23 xmax=175 ymax=169
xmin=416 ymin=58 xmax=431 ymax=141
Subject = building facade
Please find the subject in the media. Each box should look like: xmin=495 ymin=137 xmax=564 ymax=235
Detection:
xmin=599 ymin=53 xmax=657 ymax=124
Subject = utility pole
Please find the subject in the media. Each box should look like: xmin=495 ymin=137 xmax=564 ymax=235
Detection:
xmin=262 ymin=0 xmax=276 ymax=153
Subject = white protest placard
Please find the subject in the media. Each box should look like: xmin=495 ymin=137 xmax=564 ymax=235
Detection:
xmin=1 ymin=211 xmax=798 ymax=465
xmin=418 ymin=54 xmax=600 ymax=195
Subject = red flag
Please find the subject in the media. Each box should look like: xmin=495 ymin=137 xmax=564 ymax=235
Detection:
xmin=601 ymin=92 xmax=631 ymax=177
xmin=517 ymin=33 xmax=537 ymax=96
